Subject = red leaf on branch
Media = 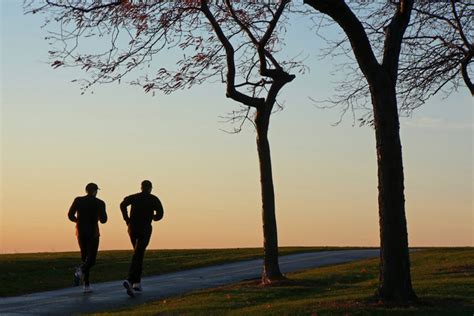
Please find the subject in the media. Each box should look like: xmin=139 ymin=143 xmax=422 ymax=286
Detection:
xmin=51 ymin=60 xmax=64 ymax=69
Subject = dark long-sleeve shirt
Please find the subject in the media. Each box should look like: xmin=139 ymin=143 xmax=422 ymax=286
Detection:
xmin=120 ymin=192 xmax=164 ymax=230
xmin=68 ymin=195 xmax=107 ymax=237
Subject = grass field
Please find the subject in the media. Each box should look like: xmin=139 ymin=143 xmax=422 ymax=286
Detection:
xmin=0 ymin=246 xmax=356 ymax=297
xmin=93 ymin=248 xmax=474 ymax=316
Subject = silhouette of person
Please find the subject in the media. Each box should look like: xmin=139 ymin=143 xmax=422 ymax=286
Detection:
xmin=68 ymin=182 xmax=107 ymax=293
xmin=120 ymin=180 xmax=164 ymax=297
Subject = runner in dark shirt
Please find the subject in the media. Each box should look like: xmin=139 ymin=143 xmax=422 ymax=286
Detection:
xmin=120 ymin=180 xmax=164 ymax=297
xmin=68 ymin=183 xmax=107 ymax=293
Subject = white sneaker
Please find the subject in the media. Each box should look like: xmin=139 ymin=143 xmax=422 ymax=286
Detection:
xmin=73 ymin=267 xmax=83 ymax=286
xmin=132 ymin=283 xmax=142 ymax=292
xmin=83 ymin=284 xmax=92 ymax=293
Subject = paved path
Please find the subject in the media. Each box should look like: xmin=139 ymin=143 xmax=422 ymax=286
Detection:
xmin=0 ymin=249 xmax=379 ymax=315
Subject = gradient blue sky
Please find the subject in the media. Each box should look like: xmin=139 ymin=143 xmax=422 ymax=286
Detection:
xmin=1 ymin=1 xmax=472 ymax=253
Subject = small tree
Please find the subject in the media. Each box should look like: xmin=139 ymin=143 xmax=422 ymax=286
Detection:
xmin=27 ymin=0 xmax=303 ymax=284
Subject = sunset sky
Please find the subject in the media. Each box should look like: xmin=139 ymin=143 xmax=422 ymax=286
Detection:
xmin=1 ymin=1 xmax=472 ymax=253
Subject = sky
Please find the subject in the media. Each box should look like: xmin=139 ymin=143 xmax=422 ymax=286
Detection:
xmin=0 ymin=1 xmax=472 ymax=253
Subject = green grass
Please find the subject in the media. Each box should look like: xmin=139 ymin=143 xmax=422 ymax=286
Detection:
xmin=0 ymin=246 xmax=355 ymax=297
xmin=93 ymin=248 xmax=474 ymax=316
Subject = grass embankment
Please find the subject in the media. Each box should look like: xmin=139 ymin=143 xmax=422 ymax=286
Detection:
xmin=0 ymin=246 xmax=353 ymax=297
xmin=94 ymin=248 xmax=474 ymax=315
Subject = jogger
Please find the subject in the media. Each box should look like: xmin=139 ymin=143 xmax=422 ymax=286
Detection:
xmin=120 ymin=180 xmax=164 ymax=296
xmin=68 ymin=182 xmax=107 ymax=293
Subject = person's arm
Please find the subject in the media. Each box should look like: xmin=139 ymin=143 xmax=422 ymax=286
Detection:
xmin=153 ymin=197 xmax=164 ymax=221
xmin=120 ymin=196 xmax=132 ymax=225
xmin=99 ymin=201 xmax=108 ymax=224
xmin=68 ymin=198 xmax=78 ymax=222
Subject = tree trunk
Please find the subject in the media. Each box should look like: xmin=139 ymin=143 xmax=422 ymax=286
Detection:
xmin=371 ymin=77 xmax=416 ymax=302
xmin=255 ymin=107 xmax=284 ymax=284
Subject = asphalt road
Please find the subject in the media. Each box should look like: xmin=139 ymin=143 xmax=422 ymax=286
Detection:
xmin=0 ymin=249 xmax=379 ymax=315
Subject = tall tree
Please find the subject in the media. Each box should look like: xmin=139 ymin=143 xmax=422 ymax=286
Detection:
xmin=304 ymin=0 xmax=417 ymax=302
xmin=26 ymin=0 xmax=303 ymax=284
xmin=306 ymin=0 xmax=471 ymax=302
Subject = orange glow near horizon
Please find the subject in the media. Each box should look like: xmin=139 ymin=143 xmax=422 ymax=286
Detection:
xmin=0 ymin=2 xmax=472 ymax=254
